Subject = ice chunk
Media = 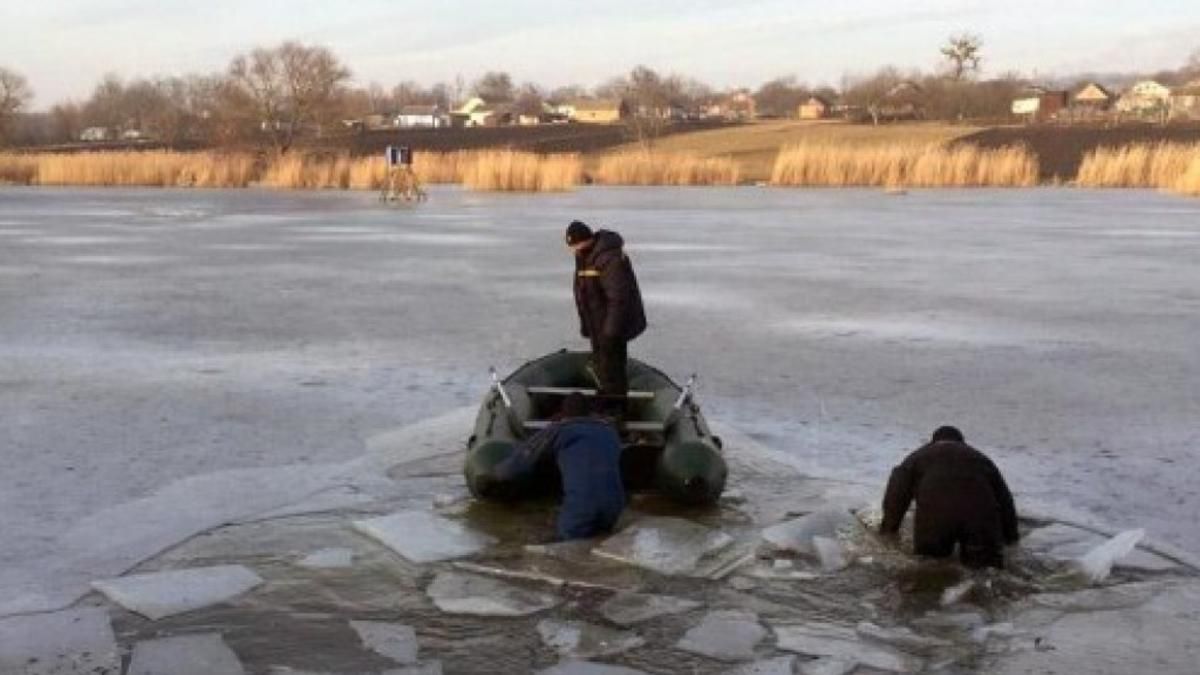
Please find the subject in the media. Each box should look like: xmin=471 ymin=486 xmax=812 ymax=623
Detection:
xmin=812 ymin=536 xmax=848 ymax=572
xmin=350 ymin=621 xmax=419 ymax=664
xmin=797 ymin=658 xmax=856 ymax=675
xmin=761 ymin=510 xmax=855 ymax=556
xmin=0 ymin=607 xmax=120 ymax=675
xmin=676 ymin=611 xmax=766 ymax=662
xmin=298 ymin=547 xmax=355 ymax=569
xmin=939 ymin=579 xmax=975 ymax=607
xmin=1075 ymin=529 xmax=1144 ymax=583
xmin=91 ymin=564 xmax=263 ymax=620
xmin=425 ymin=571 xmax=559 ymax=616
xmin=592 ymin=516 xmax=734 ymax=576
xmin=536 ymin=662 xmax=649 ymax=675
xmin=127 ymin=634 xmax=245 ymax=675
xmin=537 ymin=619 xmax=645 ymax=659
xmin=270 ymin=665 xmax=442 ymax=675
xmin=353 ymin=510 xmax=496 ymax=564
xmin=772 ymin=621 xmax=925 ymax=673
xmin=855 ymin=621 xmax=953 ymax=655
xmin=724 ymin=655 xmax=798 ymax=675
xmin=911 ymin=611 xmax=986 ymax=632
xmin=598 ymin=591 xmax=702 ymax=626
xmin=1023 ymin=524 xmax=1177 ymax=572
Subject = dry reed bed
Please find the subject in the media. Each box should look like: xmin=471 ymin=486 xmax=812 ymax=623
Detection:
xmin=1076 ymin=143 xmax=1200 ymax=196
xmin=770 ymin=142 xmax=1039 ymax=187
xmin=0 ymin=150 xmax=580 ymax=192
xmin=591 ymin=151 xmax=741 ymax=186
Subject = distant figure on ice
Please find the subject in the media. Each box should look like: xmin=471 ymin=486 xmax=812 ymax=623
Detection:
xmin=565 ymin=220 xmax=646 ymax=414
xmin=880 ymin=426 xmax=1020 ymax=568
xmin=494 ymin=393 xmax=626 ymax=541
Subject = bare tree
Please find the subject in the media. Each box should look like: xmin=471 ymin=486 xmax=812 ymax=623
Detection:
xmin=49 ymin=102 xmax=83 ymax=143
xmin=941 ymin=33 xmax=983 ymax=81
xmin=473 ymin=71 xmax=514 ymax=102
xmin=754 ymin=76 xmax=809 ymax=118
xmin=227 ymin=41 xmax=351 ymax=153
xmin=842 ymin=68 xmax=905 ymax=125
xmin=513 ymin=83 xmax=545 ymax=117
xmin=1 ymin=66 xmax=34 ymax=142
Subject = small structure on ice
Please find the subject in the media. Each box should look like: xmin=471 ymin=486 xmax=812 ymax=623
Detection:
xmin=127 ymin=634 xmax=245 ymax=675
xmin=425 ymin=571 xmax=559 ymax=616
xmin=353 ymin=509 xmax=496 ymax=563
xmin=675 ymin=610 xmax=767 ymax=662
xmin=91 ymin=564 xmax=263 ymax=620
xmin=536 ymin=619 xmax=646 ymax=659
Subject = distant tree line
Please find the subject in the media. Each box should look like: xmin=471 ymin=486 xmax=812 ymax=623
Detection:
xmin=2 ymin=36 xmax=1199 ymax=149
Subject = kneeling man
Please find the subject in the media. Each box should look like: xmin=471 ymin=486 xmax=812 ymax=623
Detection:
xmin=880 ymin=426 xmax=1019 ymax=568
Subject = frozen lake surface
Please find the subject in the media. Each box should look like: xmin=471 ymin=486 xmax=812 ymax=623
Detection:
xmin=3 ymin=185 xmax=1200 ymax=672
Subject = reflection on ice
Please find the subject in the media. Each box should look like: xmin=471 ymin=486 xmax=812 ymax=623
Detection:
xmin=91 ymin=564 xmax=263 ymax=620
xmin=127 ymin=634 xmax=245 ymax=675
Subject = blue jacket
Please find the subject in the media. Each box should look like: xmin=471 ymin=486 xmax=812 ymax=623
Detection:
xmin=495 ymin=417 xmax=626 ymax=538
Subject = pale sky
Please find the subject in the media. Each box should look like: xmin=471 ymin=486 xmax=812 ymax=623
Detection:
xmin=2 ymin=0 xmax=1198 ymax=110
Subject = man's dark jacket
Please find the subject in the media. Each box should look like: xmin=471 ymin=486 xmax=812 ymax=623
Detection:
xmin=881 ymin=439 xmax=1019 ymax=562
xmin=494 ymin=417 xmax=626 ymax=540
xmin=573 ymin=230 xmax=647 ymax=342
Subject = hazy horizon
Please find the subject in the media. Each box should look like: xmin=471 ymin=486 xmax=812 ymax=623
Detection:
xmin=3 ymin=0 xmax=1199 ymax=110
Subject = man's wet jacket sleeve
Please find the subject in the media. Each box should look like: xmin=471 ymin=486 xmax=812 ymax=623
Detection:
xmin=493 ymin=424 xmax=559 ymax=482
xmin=986 ymin=458 xmax=1020 ymax=544
xmin=881 ymin=455 xmax=917 ymax=534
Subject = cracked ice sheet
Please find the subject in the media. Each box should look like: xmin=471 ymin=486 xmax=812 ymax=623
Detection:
xmin=350 ymin=621 xmax=419 ymax=665
xmin=0 ymin=607 xmax=120 ymax=675
xmin=425 ymin=571 xmax=559 ymax=616
xmin=353 ymin=510 xmax=496 ymax=564
xmin=127 ymin=634 xmax=245 ymax=675
xmin=92 ymin=564 xmax=263 ymax=620
xmin=676 ymin=611 xmax=766 ymax=662
xmin=598 ymin=591 xmax=701 ymax=626
xmin=771 ymin=621 xmax=925 ymax=673
xmin=592 ymin=516 xmax=735 ymax=576
xmin=1022 ymin=523 xmax=1178 ymax=572
xmin=537 ymin=619 xmax=645 ymax=659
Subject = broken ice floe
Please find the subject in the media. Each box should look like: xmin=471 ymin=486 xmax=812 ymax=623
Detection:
xmin=127 ymin=634 xmax=245 ymax=675
xmin=796 ymin=657 xmax=856 ymax=675
xmin=723 ymin=656 xmax=799 ymax=675
xmin=537 ymin=619 xmax=645 ymax=659
xmin=91 ymin=564 xmax=263 ymax=620
xmin=353 ymin=510 xmax=496 ymax=564
xmin=0 ymin=606 xmax=120 ymax=675
xmin=771 ymin=621 xmax=925 ymax=673
xmin=1074 ymin=528 xmax=1145 ymax=582
xmin=425 ymin=571 xmax=559 ymax=616
xmin=812 ymin=535 xmax=848 ymax=572
xmin=350 ymin=620 xmax=419 ymax=664
xmin=761 ymin=510 xmax=856 ymax=556
xmin=939 ymin=579 xmax=975 ymax=607
xmin=535 ymin=662 xmax=649 ymax=675
xmin=597 ymin=591 xmax=701 ymax=626
xmin=592 ymin=516 xmax=746 ymax=577
xmin=676 ymin=610 xmax=766 ymax=662
xmin=854 ymin=621 xmax=954 ymax=655
xmin=298 ymin=547 xmax=356 ymax=569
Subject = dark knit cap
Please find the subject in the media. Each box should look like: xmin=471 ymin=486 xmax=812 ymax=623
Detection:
xmin=565 ymin=220 xmax=593 ymax=245
xmin=931 ymin=425 xmax=965 ymax=443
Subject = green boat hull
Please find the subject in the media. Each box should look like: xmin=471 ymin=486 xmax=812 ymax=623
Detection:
xmin=464 ymin=350 xmax=727 ymax=505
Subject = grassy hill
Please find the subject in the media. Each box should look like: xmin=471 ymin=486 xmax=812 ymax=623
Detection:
xmin=594 ymin=120 xmax=981 ymax=182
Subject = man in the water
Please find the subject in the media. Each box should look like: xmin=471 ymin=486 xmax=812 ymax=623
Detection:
xmin=879 ymin=426 xmax=1019 ymax=568
xmin=565 ymin=220 xmax=646 ymax=414
xmin=495 ymin=393 xmax=626 ymax=541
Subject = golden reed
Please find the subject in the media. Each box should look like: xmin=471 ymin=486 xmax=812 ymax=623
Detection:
xmin=591 ymin=151 xmax=741 ymax=186
xmin=769 ymin=142 xmax=1039 ymax=188
xmin=0 ymin=150 xmax=581 ymax=192
xmin=1075 ymin=143 xmax=1200 ymax=196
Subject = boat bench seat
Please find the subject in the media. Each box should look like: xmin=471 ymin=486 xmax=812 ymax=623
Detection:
xmin=526 ymin=386 xmax=655 ymax=400
xmin=523 ymin=420 xmax=665 ymax=433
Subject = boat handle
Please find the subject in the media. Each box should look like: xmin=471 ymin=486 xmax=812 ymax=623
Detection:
xmin=673 ymin=373 xmax=697 ymax=409
xmin=490 ymin=366 xmax=513 ymax=409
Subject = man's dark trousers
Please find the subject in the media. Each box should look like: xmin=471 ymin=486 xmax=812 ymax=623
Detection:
xmin=591 ymin=335 xmax=627 ymax=414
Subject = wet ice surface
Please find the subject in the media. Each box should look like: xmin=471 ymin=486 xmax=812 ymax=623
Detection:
xmin=2 ymin=187 xmax=1200 ymax=671
xmin=91 ymin=564 xmax=263 ymax=620
xmin=353 ymin=510 xmax=497 ymax=563
xmin=675 ymin=610 xmax=766 ymax=661
xmin=127 ymin=634 xmax=245 ymax=675
xmin=0 ymin=607 xmax=119 ymax=675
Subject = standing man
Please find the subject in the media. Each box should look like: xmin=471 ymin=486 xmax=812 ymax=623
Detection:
xmin=879 ymin=426 xmax=1020 ymax=569
xmin=565 ymin=220 xmax=646 ymax=413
